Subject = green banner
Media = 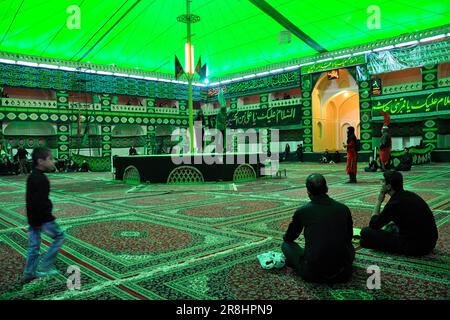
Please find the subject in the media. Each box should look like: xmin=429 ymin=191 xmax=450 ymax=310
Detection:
xmin=210 ymin=105 xmax=301 ymax=129
xmin=207 ymin=71 xmax=299 ymax=98
xmin=372 ymin=90 xmax=450 ymax=116
xmin=300 ymin=55 xmax=366 ymax=74
xmin=0 ymin=63 xmax=201 ymax=100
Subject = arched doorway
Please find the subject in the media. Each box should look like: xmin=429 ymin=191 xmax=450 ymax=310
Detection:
xmin=312 ymin=69 xmax=360 ymax=152
xmin=111 ymin=124 xmax=146 ymax=156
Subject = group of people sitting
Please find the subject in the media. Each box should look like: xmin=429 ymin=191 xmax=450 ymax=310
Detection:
xmin=0 ymin=145 xmax=31 ymax=175
xmin=364 ymin=148 xmax=413 ymax=173
xmin=54 ymin=159 xmax=90 ymax=173
xmin=1 ymin=147 xmax=90 ymax=175
xmin=281 ymin=171 xmax=438 ymax=283
xmin=320 ymin=150 xmax=341 ymax=164
xmin=283 ymin=144 xmax=304 ymax=162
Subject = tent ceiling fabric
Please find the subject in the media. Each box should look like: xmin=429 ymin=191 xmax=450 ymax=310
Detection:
xmin=0 ymin=0 xmax=448 ymax=78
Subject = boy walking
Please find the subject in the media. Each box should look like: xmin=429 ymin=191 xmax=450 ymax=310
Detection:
xmin=23 ymin=147 xmax=64 ymax=283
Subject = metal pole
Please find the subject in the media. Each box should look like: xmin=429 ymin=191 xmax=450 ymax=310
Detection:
xmin=186 ymin=0 xmax=194 ymax=154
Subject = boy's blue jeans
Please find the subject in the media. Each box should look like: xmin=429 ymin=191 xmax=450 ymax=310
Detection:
xmin=24 ymin=221 xmax=64 ymax=278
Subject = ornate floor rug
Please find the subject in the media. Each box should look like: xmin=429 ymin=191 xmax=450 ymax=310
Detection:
xmin=0 ymin=162 xmax=448 ymax=300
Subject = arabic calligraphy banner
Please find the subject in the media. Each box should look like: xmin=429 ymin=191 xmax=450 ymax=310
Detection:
xmin=371 ymin=90 xmax=450 ymax=117
xmin=205 ymin=105 xmax=301 ymax=129
xmin=300 ymin=55 xmax=366 ymax=75
xmin=207 ymin=71 xmax=300 ymax=99
xmin=0 ymin=63 xmax=202 ymax=100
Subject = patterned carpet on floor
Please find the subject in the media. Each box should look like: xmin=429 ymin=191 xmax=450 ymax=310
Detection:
xmin=0 ymin=162 xmax=448 ymax=300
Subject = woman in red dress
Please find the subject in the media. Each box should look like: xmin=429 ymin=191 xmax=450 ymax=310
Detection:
xmin=343 ymin=126 xmax=357 ymax=183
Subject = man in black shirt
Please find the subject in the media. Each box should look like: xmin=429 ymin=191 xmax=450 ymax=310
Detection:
xmin=284 ymin=144 xmax=291 ymax=161
xmin=17 ymin=146 xmax=29 ymax=174
xmin=360 ymin=170 xmax=438 ymax=256
xmin=396 ymin=149 xmax=413 ymax=171
xmin=23 ymin=147 xmax=64 ymax=283
xmin=129 ymin=144 xmax=137 ymax=156
xmin=80 ymin=160 xmax=90 ymax=172
xmin=296 ymin=144 xmax=303 ymax=162
xmin=282 ymin=173 xmax=355 ymax=283
xmin=364 ymin=156 xmax=378 ymax=172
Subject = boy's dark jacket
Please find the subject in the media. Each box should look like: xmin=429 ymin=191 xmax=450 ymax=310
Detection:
xmin=26 ymin=168 xmax=55 ymax=227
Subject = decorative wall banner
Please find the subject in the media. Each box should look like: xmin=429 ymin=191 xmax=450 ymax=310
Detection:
xmin=300 ymin=55 xmax=366 ymax=75
xmin=260 ymin=93 xmax=269 ymax=109
xmin=71 ymin=153 xmax=111 ymax=172
xmin=230 ymin=97 xmax=238 ymax=112
xmin=367 ymin=40 xmax=450 ymax=75
xmin=146 ymin=126 xmax=156 ymax=154
xmin=57 ymin=123 xmax=70 ymax=159
xmin=300 ymin=73 xmax=313 ymax=152
xmin=226 ymin=105 xmax=301 ymax=129
xmin=101 ymin=124 xmax=112 ymax=157
xmin=0 ymin=109 xmax=187 ymax=129
xmin=421 ymin=64 xmax=438 ymax=90
xmin=372 ymin=90 xmax=450 ymax=116
xmin=69 ymin=136 xmax=102 ymax=148
xmin=3 ymin=136 xmax=57 ymax=148
xmin=100 ymin=94 xmax=111 ymax=112
xmin=372 ymin=121 xmax=423 ymax=137
xmin=376 ymin=144 xmax=434 ymax=168
xmin=207 ymin=71 xmax=300 ymax=99
xmin=358 ymin=77 xmax=373 ymax=151
xmin=179 ymin=100 xmax=187 ymax=115
xmin=146 ymin=98 xmax=155 ymax=113
xmin=0 ymin=63 xmax=202 ymax=100
xmin=422 ymin=119 xmax=438 ymax=149
xmin=111 ymin=136 xmax=146 ymax=148
xmin=56 ymin=91 xmax=69 ymax=109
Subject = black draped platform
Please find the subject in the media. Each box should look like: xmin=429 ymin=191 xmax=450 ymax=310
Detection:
xmin=113 ymin=153 xmax=263 ymax=183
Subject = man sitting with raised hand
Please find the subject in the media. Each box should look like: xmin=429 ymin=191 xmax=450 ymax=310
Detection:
xmin=360 ymin=170 xmax=438 ymax=256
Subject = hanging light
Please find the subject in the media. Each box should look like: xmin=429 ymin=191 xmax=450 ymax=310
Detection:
xmin=419 ymin=34 xmax=446 ymax=43
xmin=0 ymin=58 xmax=16 ymax=64
xmin=394 ymin=40 xmax=419 ymax=48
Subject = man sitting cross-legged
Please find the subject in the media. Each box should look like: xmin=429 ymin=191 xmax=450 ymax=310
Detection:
xmin=282 ymin=173 xmax=355 ymax=283
xmin=360 ymin=170 xmax=438 ymax=256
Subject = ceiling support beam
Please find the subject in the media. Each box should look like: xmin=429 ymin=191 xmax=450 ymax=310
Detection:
xmin=75 ymin=0 xmax=142 ymax=62
xmin=0 ymin=0 xmax=25 ymax=46
xmin=248 ymin=0 xmax=327 ymax=53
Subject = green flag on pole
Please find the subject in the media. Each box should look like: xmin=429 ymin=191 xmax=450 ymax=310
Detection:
xmin=175 ymin=55 xmax=184 ymax=80
xmin=218 ymin=87 xmax=226 ymax=107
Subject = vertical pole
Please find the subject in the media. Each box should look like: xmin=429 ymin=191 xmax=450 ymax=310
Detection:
xmin=186 ymin=0 xmax=195 ymax=154
xmin=188 ymin=79 xmax=194 ymax=153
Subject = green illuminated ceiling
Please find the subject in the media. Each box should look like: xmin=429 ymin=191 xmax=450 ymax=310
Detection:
xmin=0 ymin=0 xmax=448 ymax=78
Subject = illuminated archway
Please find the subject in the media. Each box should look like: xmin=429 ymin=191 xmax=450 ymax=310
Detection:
xmin=312 ymin=69 xmax=360 ymax=152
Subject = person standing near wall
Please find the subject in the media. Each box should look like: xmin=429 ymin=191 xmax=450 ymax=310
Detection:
xmin=296 ymin=144 xmax=303 ymax=162
xmin=17 ymin=146 xmax=29 ymax=174
xmin=379 ymin=111 xmax=392 ymax=171
xmin=129 ymin=144 xmax=137 ymax=156
xmin=343 ymin=126 xmax=357 ymax=183
xmin=379 ymin=126 xmax=392 ymax=171
xmin=284 ymin=143 xmax=291 ymax=161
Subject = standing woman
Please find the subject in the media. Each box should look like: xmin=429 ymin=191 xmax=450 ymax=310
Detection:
xmin=343 ymin=126 xmax=357 ymax=183
xmin=379 ymin=112 xmax=392 ymax=171
xmin=379 ymin=126 xmax=392 ymax=171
